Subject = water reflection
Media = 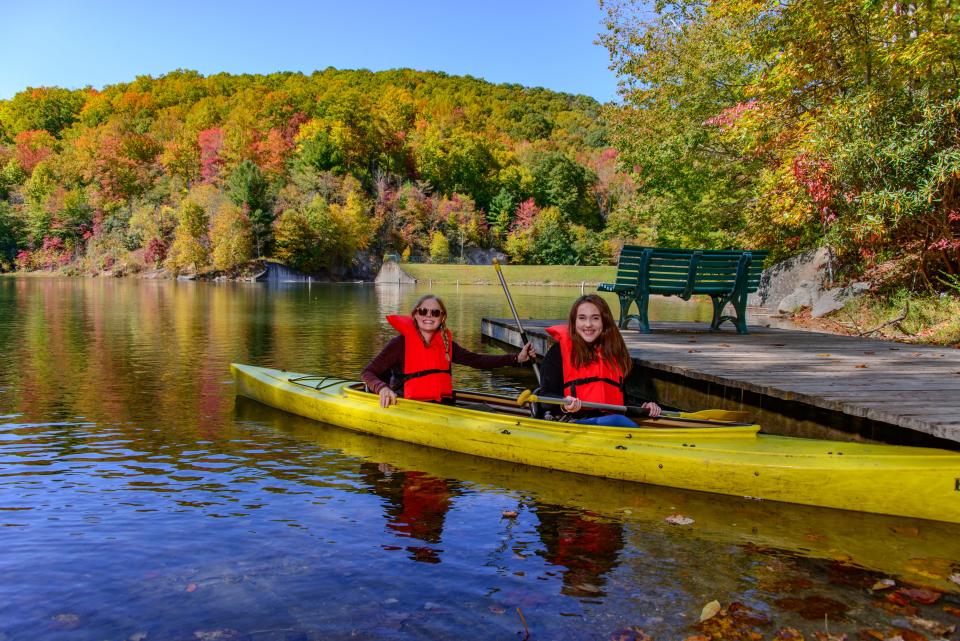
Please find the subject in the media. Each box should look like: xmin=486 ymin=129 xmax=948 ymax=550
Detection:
xmin=3 ymin=277 xmax=960 ymax=640
xmin=533 ymin=505 xmax=623 ymax=598
xmin=360 ymin=462 xmax=460 ymax=564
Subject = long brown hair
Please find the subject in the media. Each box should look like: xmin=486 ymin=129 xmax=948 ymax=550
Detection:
xmin=566 ymin=294 xmax=632 ymax=375
xmin=410 ymin=294 xmax=450 ymax=362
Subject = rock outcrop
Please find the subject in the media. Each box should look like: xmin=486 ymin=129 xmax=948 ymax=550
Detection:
xmin=375 ymin=261 xmax=417 ymax=284
xmin=750 ymin=247 xmax=870 ymax=316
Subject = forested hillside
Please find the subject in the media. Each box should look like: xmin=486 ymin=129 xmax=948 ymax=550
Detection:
xmin=601 ymin=0 xmax=960 ymax=292
xmin=0 ymin=68 xmax=640 ymax=275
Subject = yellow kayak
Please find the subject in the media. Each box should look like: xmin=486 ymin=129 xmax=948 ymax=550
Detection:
xmin=231 ymin=364 xmax=960 ymax=524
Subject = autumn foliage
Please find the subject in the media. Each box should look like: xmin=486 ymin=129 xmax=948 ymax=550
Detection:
xmin=0 ymin=68 xmax=629 ymax=273
xmin=601 ymin=0 xmax=960 ymax=290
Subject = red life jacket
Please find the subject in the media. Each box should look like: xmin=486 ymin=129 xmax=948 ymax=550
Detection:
xmin=545 ymin=325 xmax=625 ymax=406
xmin=387 ymin=315 xmax=454 ymax=402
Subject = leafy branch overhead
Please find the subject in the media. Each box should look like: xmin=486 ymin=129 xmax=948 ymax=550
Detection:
xmin=600 ymin=0 xmax=960 ymax=290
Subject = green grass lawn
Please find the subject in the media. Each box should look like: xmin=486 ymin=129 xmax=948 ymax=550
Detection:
xmin=399 ymin=263 xmax=616 ymax=286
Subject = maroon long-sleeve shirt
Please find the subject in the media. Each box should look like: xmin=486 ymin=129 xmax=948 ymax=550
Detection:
xmin=361 ymin=335 xmax=520 ymax=394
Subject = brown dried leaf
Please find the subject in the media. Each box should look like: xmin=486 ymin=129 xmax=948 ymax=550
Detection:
xmin=501 ymin=510 xmax=518 ymax=519
xmin=897 ymin=587 xmax=941 ymax=605
xmin=683 ymin=637 xmax=711 ymax=641
xmin=944 ymin=605 xmax=960 ymax=618
xmin=889 ymin=627 xmax=927 ymax=641
xmin=774 ymin=627 xmax=806 ymax=640
xmin=774 ymin=596 xmax=849 ymax=620
xmin=871 ymin=579 xmax=896 ymax=591
xmin=856 ymin=629 xmax=884 ymax=641
xmin=695 ymin=602 xmax=771 ymax=640
xmin=610 ymin=627 xmax=652 ymax=641
xmin=873 ymin=598 xmax=917 ymax=617
xmin=813 ymin=633 xmax=847 ymax=641
xmin=855 ymin=364 xmax=868 ymax=368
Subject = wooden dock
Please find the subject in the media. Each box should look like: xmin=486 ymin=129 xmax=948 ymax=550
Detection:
xmin=481 ymin=318 xmax=960 ymax=446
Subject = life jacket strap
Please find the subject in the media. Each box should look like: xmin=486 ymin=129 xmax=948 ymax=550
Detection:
xmin=563 ymin=376 xmax=623 ymax=395
xmin=399 ymin=367 xmax=452 ymax=382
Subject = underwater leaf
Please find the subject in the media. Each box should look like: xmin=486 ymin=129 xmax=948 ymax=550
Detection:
xmin=665 ymin=513 xmax=695 ymax=525
xmin=610 ymin=626 xmax=653 ymax=641
xmin=897 ymin=588 xmax=941 ymax=605
xmin=871 ymin=579 xmax=896 ymax=591
xmin=700 ymin=600 xmax=722 ymax=621
xmin=907 ymin=616 xmax=955 ymax=636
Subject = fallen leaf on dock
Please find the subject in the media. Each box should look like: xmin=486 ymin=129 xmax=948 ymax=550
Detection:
xmin=665 ymin=513 xmax=694 ymax=525
xmin=855 ymin=364 xmax=868 ymax=368
xmin=816 ymin=353 xmax=832 ymax=357
xmin=700 ymin=600 xmax=721 ymax=621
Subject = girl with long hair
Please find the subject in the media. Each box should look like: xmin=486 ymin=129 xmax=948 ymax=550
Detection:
xmin=541 ymin=294 xmax=661 ymax=426
xmin=362 ymin=294 xmax=535 ymax=408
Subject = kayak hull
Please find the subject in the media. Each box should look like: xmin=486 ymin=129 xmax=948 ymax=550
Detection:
xmin=231 ymin=364 xmax=960 ymax=523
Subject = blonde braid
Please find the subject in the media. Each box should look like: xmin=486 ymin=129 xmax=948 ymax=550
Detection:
xmin=440 ymin=321 xmax=451 ymax=362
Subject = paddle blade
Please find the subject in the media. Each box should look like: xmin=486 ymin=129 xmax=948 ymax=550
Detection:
xmin=517 ymin=389 xmax=534 ymax=405
xmin=682 ymin=409 xmax=752 ymax=422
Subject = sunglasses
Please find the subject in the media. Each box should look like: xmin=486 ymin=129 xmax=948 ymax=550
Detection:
xmin=415 ymin=307 xmax=443 ymax=318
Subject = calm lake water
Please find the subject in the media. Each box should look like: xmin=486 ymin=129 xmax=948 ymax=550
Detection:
xmin=1 ymin=277 xmax=959 ymax=641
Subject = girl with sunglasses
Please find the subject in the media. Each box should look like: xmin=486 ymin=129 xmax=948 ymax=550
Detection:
xmin=541 ymin=294 xmax=661 ymax=426
xmin=362 ymin=294 xmax=536 ymax=407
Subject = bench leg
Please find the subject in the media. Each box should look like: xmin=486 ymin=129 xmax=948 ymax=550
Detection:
xmin=615 ymin=293 xmax=633 ymax=329
xmin=710 ymin=294 xmax=749 ymax=334
xmin=732 ymin=290 xmax=749 ymax=334
xmin=710 ymin=296 xmax=726 ymax=331
xmin=637 ymin=292 xmax=651 ymax=333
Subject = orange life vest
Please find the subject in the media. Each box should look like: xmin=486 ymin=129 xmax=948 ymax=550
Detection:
xmin=387 ymin=315 xmax=454 ymax=402
xmin=545 ymin=325 xmax=625 ymax=406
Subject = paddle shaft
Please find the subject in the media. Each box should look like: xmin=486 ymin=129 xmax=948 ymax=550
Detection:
xmin=493 ymin=260 xmax=541 ymax=383
xmin=527 ymin=393 xmax=650 ymax=417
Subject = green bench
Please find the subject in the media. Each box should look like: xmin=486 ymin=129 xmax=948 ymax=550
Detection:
xmin=598 ymin=246 xmax=769 ymax=334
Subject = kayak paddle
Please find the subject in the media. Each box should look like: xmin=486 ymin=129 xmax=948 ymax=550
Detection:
xmin=516 ymin=390 xmax=752 ymax=423
xmin=493 ymin=259 xmax=540 ymax=384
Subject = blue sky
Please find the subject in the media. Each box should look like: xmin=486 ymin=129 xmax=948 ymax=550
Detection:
xmin=2 ymin=1 xmax=620 ymax=102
